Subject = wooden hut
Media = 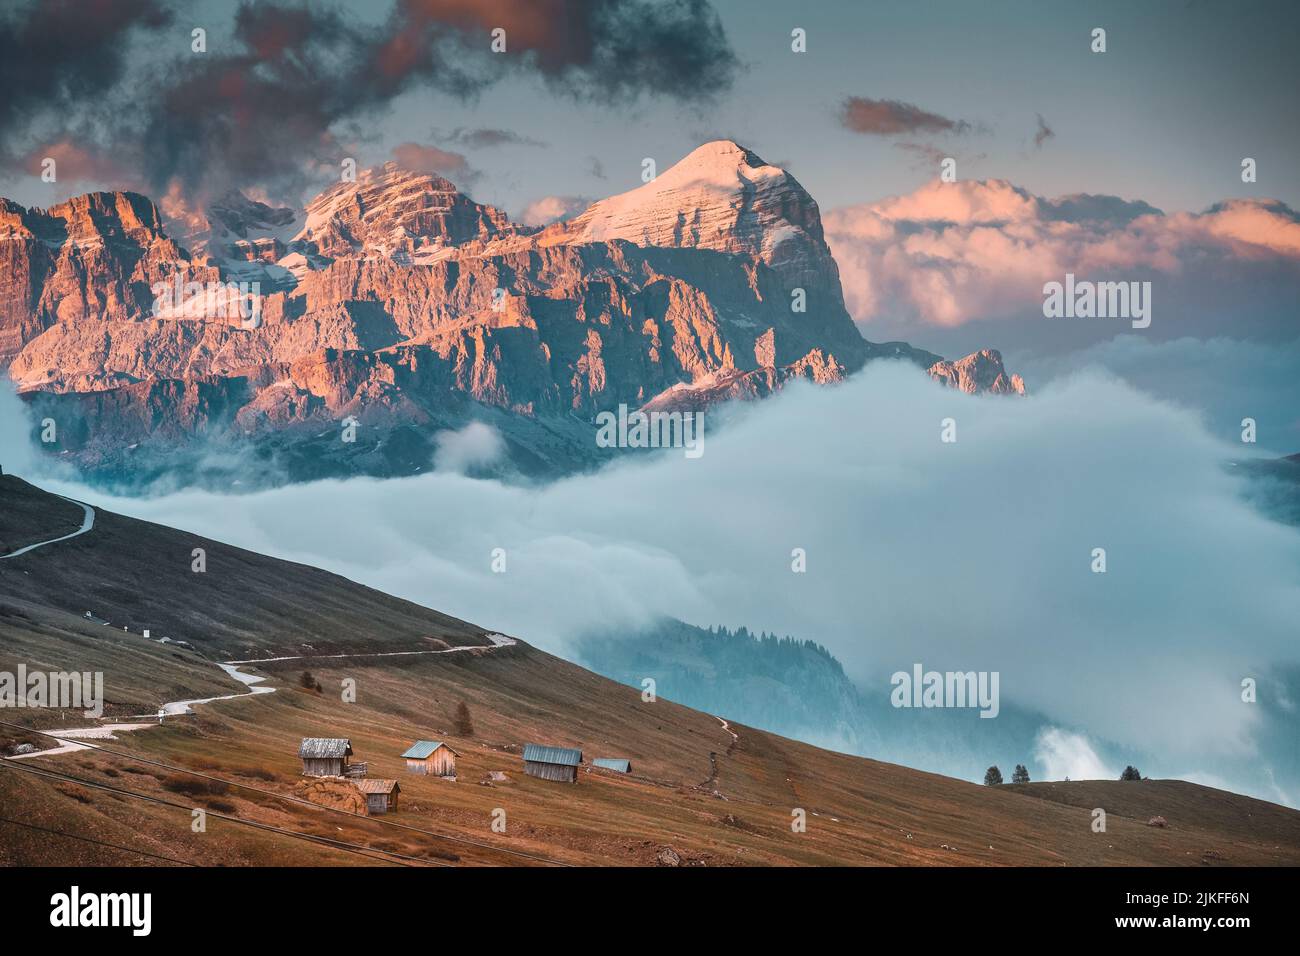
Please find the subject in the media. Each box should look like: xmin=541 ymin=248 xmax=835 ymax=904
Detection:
xmin=401 ymin=740 xmax=459 ymax=777
xmin=298 ymin=737 xmax=353 ymax=777
xmin=353 ymin=778 xmax=400 ymax=815
xmin=522 ymin=744 xmax=582 ymax=783
xmin=593 ymin=758 xmax=631 ymax=774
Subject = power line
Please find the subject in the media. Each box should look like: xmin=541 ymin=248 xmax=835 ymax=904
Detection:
xmin=0 ymin=718 xmax=570 ymax=867
xmin=0 ymin=759 xmax=435 ymax=867
xmin=0 ymin=814 xmax=196 ymax=866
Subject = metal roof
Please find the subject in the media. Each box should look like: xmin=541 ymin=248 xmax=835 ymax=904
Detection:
xmin=298 ymin=737 xmax=352 ymax=759
xmin=593 ymin=758 xmax=631 ymax=773
xmin=353 ymin=778 xmax=399 ymax=795
xmin=523 ymin=743 xmax=582 ymax=766
xmin=401 ymin=740 xmax=458 ymax=759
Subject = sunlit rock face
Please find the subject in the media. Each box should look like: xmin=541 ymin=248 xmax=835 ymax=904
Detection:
xmin=0 ymin=191 xmax=213 ymax=366
xmin=927 ymin=349 xmax=1026 ymax=396
xmin=0 ymin=142 xmax=1022 ymax=483
xmin=558 ymin=140 xmax=843 ymax=294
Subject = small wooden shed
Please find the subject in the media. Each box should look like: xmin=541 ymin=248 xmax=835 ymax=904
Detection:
xmin=522 ymin=744 xmax=582 ymax=783
xmin=401 ymin=740 xmax=459 ymax=777
xmin=299 ymin=737 xmax=353 ymax=777
xmin=593 ymin=758 xmax=631 ymax=774
xmin=354 ymin=778 xmax=400 ymax=815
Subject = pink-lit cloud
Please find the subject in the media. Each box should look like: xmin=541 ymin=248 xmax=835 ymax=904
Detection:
xmin=20 ymin=139 xmax=139 ymax=190
xmin=824 ymin=180 xmax=1300 ymax=338
xmin=390 ymin=142 xmax=475 ymax=185
xmin=519 ymin=194 xmax=591 ymax=226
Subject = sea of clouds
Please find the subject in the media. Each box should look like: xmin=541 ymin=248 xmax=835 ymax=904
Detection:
xmin=5 ymin=356 xmax=1299 ymax=803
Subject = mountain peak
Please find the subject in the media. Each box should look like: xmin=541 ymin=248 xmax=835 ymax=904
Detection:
xmin=561 ymin=140 xmax=837 ymax=293
xmin=664 ymin=138 xmax=770 ymax=175
xmin=289 ymin=163 xmax=514 ymax=264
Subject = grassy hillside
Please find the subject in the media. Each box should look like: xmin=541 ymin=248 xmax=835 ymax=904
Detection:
xmin=0 ymin=475 xmax=485 ymax=659
xmin=2 ymin=474 xmax=1298 ymax=866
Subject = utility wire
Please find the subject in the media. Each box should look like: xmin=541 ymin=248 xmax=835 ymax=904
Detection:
xmin=0 ymin=814 xmax=196 ymax=866
xmin=0 ymin=759 xmax=433 ymax=867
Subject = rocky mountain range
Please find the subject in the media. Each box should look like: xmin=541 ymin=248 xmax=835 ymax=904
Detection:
xmin=0 ymin=141 xmax=1023 ymax=487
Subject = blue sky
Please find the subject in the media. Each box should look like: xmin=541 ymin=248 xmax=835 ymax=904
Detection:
xmin=3 ymin=0 xmax=1297 ymax=217
xmin=291 ymin=0 xmax=1300 ymax=216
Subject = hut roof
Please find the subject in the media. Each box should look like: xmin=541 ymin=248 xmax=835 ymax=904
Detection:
xmin=593 ymin=758 xmax=631 ymax=773
xmin=299 ymin=737 xmax=352 ymax=759
xmin=401 ymin=740 xmax=459 ymax=759
xmin=353 ymin=778 xmax=400 ymax=795
xmin=523 ymin=743 xmax=582 ymax=767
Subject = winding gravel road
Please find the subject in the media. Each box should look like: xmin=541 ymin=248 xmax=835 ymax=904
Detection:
xmin=0 ymin=496 xmax=95 ymax=560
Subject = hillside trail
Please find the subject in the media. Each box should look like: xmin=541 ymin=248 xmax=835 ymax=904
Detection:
xmin=698 ymin=716 xmax=741 ymax=795
xmin=3 ymin=636 xmax=518 ymax=761
xmin=0 ymin=491 xmax=522 ymax=760
xmin=0 ymin=496 xmax=95 ymax=560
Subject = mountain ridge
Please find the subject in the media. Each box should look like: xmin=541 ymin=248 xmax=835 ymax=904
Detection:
xmin=1 ymin=141 xmax=1024 ymax=486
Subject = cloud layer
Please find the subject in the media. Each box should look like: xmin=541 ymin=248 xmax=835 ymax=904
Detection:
xmin=1 ymin=0 xmax=737 ymax=201
xmin=519 ymin=194 xmax=592 ymax=226
xmin=824 ymin=179 xmax=1300 ymax=345
xmin=24 ymin=362 xmax=1297 ymax=778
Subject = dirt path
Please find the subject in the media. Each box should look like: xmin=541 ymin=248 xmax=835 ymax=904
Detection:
xmin=4 ymin=662 xmax=274 ymax=760
xmin=0 ymin=496 xmax=94 ymax=560
xmin=697 ymin=716 xmax=740 ymax=795
xmin=717 ymin=716 xmax=739 ymax=754
xmin=4 ymin=636 xmax=519 ymax=760
xmin=223 ymin=632 xmax=517 ymax=665
xmin=6 ymin=723 xmax=156 ymax=759
xmin=142 ymin=662 xmax=277 ymax=718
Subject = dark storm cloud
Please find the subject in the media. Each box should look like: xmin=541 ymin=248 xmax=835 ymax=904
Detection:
xmin=2 ymin=0 xmax=737 ymax=201
xmin=0 ymin=0 xmax=171 ymax=157
xmin=396 ymin=0 xmax=738 ymax=102
xmin=839 ymin=96 xmax=972 ymax=136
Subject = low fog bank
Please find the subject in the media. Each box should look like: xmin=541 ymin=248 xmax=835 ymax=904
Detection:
xmin=1010 ymin=336 xmax=1300 ymax=456
xmin=7 ymin=357 xmax=1300 ymax=804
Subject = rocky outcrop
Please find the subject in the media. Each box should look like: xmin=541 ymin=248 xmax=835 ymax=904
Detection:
xmin=558 ymin=140 xmax=843 ymax=297
xmin=927 ymin=349 xmax=1026 ymax=396
xmin=1 ymin=141 xmax=1024 ymax=485
xmin=290 ymin=162 xmax=521 ymax=265
xmin=0 ymin=192 xmax=212 ymax=365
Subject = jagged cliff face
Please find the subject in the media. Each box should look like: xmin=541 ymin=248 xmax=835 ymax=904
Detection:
xmin=558 ymin=141 xmax=842 ymax=295
xmin=290 ymin=163 xmax=520 ymax=266
xmin=0 ymin=192 xmax=214 ymax=366
xmin=927 ymin=348 xmax=1026 ymax=396
xmin=0 ymin=141 xmax=1023 ymax=485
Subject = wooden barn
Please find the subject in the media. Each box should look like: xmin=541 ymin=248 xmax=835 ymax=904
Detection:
xmin=298 ymin=737 xmax=353 ymax=777
xmin=401 ymin=740 xmax=459 ymax=777
xmin=522 ymin=744 xmax=582 ymax=783
xmin=353 ymin=778 xmax=400 ymax=815
xmin=593 ymin=758 xmax=631 ymax=774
